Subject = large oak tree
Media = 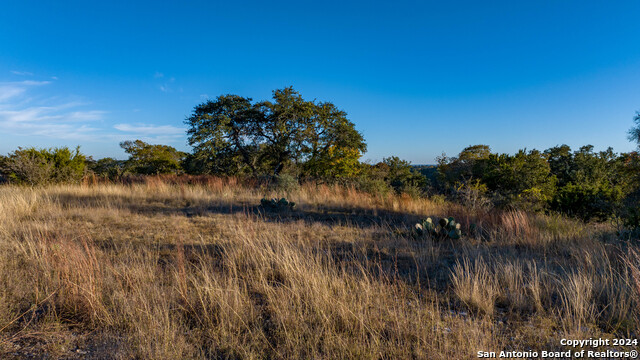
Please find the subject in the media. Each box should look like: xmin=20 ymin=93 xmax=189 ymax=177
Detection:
xmin=185 ymin=87 xmax=366 ymax=176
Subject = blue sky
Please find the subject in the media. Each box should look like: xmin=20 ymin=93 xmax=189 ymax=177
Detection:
xmin=1 ymin=1 xmax=639 ymax=163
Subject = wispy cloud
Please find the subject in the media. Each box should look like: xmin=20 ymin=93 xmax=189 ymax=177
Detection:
xmin=0 ymin=80 xmax=107 ymax=141
xmin=68 ymin=110 xmax=107 ymax=121
xmin=156 ymin=74 xmax=176 ymax=93
xmin=114 ymin=123 xmax=185 ymax=135
xmin=21 ymin=80 xmax=51 ymax=86
xmin=0 ymin=80 xmax=51 ymax=102
xmin=113 ymin=123 xmax=186 ymax=144
xmin=0 ymin=78 xmax=187 ymax=150
xmin=0 ymin=85 xmax=26 ymax=102
xmin=11 ymin=70 xmax=34 ymax=76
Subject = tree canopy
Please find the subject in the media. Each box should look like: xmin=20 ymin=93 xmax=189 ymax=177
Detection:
xmin=185 ymin=87 xmax=366 ymax=176
xmin=120 ymin=140 xmax=186 ymax=175
xmin=628 ymin=111 xmax=640 ymax=147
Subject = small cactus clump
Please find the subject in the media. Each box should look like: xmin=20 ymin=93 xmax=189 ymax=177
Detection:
xmin=415 ymin=216 xmax=462 ymax=240
xmin=260 ymin=197 xmax=296 ymax=211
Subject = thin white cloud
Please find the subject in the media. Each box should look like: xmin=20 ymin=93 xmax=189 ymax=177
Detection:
xmin=11 ymin=70 xmax=34 ymax=76
xmin=112 ymin=123 xmax=186 ymax=145
xmin=0 ymin=80 xmax=50 ymax=102
xmin=0 ymin=85 xmax=26 ymax=102
xmin=113 ymin=123 xmax=185 ymax=135
xmin=154 ymin=71 xmax=164 ymax=78
xmin=0 ymin=80 xmax=107 ymax=141
xmin=67 ymin=110 xmax=106 ymax=121
xmin=19 ymin=80 xmax=50 ymax=86
xmin=156 ymin=75 xmax=176 ymax=92
xmin=0 ymin=79 xmax=187 ymax=148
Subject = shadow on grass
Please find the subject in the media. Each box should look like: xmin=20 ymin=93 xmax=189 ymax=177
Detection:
xmin=53 ymin=192 xmax=425 ymax=230
xmin=54 ymin=192 xmax=595 ymax=294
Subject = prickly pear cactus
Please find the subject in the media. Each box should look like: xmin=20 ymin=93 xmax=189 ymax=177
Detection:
xmin=414 ymin=216 xmax=462 ymax=240
xmin=260 ymin=197 xmax=296 ymax=211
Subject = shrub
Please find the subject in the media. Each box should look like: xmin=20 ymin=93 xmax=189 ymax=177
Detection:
xmin=3 ymin=146 xmax=86 ymax=185
xmin=89 ymin=157 xmax=126 ymax=180
xmin=355 ymin=157 xmax=427 ymax=197
xmin=120 ymin=140 xmax=186 ymax=175
xmin=453 ymin=179 xmax=492 ymax=211
xmin=401 ymin=185 xmax=424 ymax=199
xmin=383 ymin=156 xmax=428 ymax=195
xmin=353 ymin=176 xmax=392 ymax=197
xmin=618 ymin=197 xmax=640 ymax=239
xmin=553 ymin=183 xmax=623 ymax=222
xmin=268 ymin=174 xmax=300 ymax=195
xmin=429 ymin=194 xmax=447 ymax=205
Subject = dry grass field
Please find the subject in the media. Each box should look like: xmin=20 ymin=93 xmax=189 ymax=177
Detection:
xmin=0 ymin=178 xmax=638 ymax=359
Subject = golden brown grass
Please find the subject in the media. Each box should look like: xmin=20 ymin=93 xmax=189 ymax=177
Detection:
xmin=0 ymin=179 xmax=638 ymax=359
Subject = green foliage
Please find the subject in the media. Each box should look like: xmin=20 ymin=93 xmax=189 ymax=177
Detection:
xmin=414 ymin=216 xmax=462 ymax=240
xmin=2 ymin=146 xmax=86 ymax=185
xmin=621 ymin=206 xmax=640 ymax=232
xmin=437 ymin=143 xmax=635 ymax=219
xmin=380 ymin=156 xmax=428 ymax=196
xmin=353 ymin=176 xmax=392 ymax=197
xmin=627 ymin=111 xmax=640 ymax=148
xmin=439 ymin=146 xmax=556 ymax=211
xmin=120 ymin=140 xmax=186 ymax=175
xmin=304 ymin=146 xmax=363 ymax=179
xmin=268 ymin=174 xmax=300 ymax=195
xmin=546 ymin=145 xmax=632 ymax=221
xmin=0 ymin=155 xmax=9 ymax=183
xmin=453 ymin=179 xmax=491 ymax=211
xmin=88 ymin=157 xmax=126 ymax=180
xmin=351 ymin=157 xmax=427 ymax=198
xmin=260 ymin=197 xmax=296 ymax=210
xmin=436 ymin=145 xmax=491 ymax=189
xmin=482 ymin=149 xmax=557 ymax=211
xmin=185 ymin=87 xmax=366 ymax=177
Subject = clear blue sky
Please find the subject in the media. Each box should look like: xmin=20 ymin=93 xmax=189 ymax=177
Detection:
xmin=1 ymin=1 xmax=639 ymax=163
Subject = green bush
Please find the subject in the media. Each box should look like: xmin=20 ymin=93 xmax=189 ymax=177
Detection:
xmin=268 ymin=174 xmax=300 ymax=195
xmin=355 ymin=157 xmax=426 ymax=197
xmin=547 ymin=145 xmax=631 ymax=221
xmin=353 ymin=176 xmax=392 ymax=197
xmin=3 ymin=146 xmax=87 ymax=185
xmin=453 ymin=179 xmax=491 ymax=211
xmin=553 ymin=183 xmax=623 ymax=221
xmin=89 ymin=157 xmax=126 ymax=180
xmin=622 ymin=207 xmax=640 ymax=231
xmin=383 ymin=156 xmax=428 ymax=195
xmin=401 ymin=185 xmax=424 ymax=199
xmin=120 ymin=140 xmax=186 ymax=175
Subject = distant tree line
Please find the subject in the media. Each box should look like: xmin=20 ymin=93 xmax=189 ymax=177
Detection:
xmin=433 ymin=144 xmax=637 ymax=221
xmin=0 ymin=89 xmax=639 ymax=230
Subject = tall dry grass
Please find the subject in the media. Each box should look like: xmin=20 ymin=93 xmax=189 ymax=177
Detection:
xmin=0 ymin=179 xmax=637 ymax=359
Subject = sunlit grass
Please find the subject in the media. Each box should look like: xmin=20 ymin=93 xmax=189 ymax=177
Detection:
xmin=0 ymin=179 xmax=637 ymax=358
